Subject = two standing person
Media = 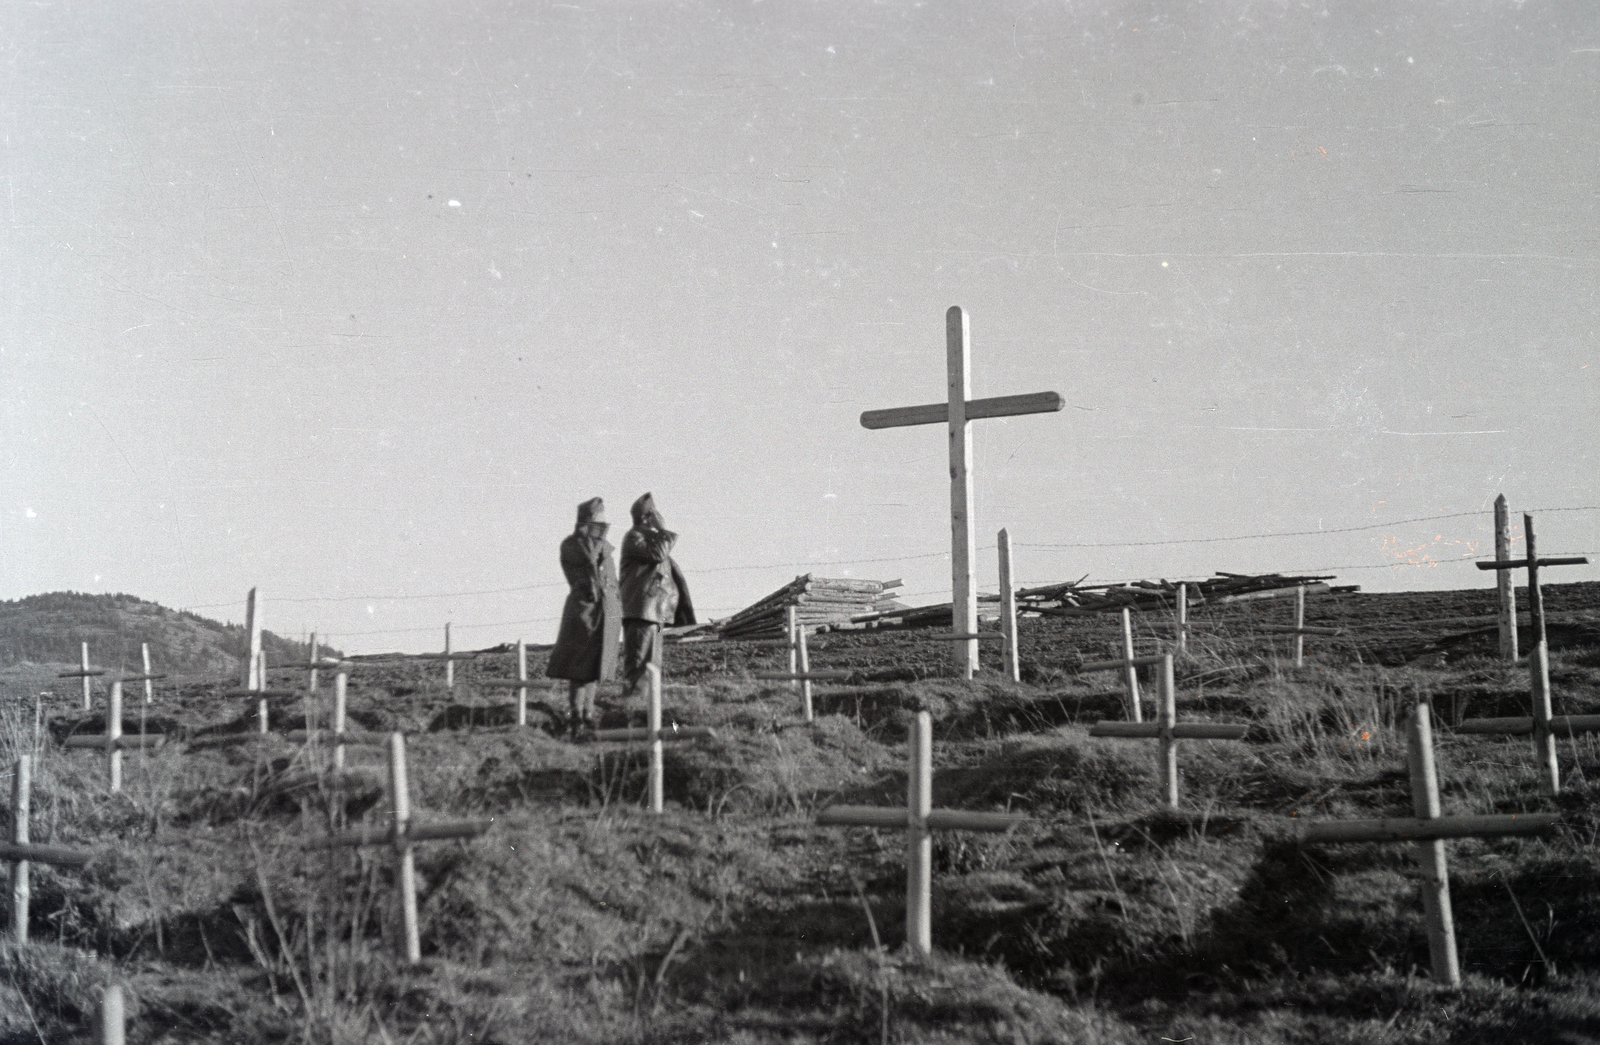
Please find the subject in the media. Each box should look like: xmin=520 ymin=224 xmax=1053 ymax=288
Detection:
xmin=545 ymin=493 xmax=694 ymax=735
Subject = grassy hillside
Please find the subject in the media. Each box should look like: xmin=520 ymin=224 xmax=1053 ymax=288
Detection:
xmin=0 ymin=591 xmax=339 ymax=677
xmin=1 ymin=582 xmax=1598 ymax=1043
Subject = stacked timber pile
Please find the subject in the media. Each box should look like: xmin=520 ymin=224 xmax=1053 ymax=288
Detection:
xmin=848 ymin=571 xmax=1348 ymax=629
xmin=718 ymin=576 xmax=903 ymax=640
xmin=1021 ymin=571 xmax=1343 ymax=617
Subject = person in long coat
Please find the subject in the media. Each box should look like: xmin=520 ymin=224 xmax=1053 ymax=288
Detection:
xmin=618 ymin=492 xmax=695 ymax=704
xmin=546 ymin=497 xmax=620 ymax=734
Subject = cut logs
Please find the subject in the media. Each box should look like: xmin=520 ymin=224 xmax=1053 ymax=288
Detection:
xmin=718 ymin=575 xmax=904 ymax=640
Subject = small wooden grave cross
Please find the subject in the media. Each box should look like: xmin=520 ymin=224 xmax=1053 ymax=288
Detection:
xmin=1087 ymin=654 xmax=1250 ymax=809
xmin=415 ymin=623 xmax=479 ymax=688
xmin=282 ymin=665 xmax=387 ymax=769
xmin=62 ymin=681 xmax=166 ymax=792
xmin=593 ymin=664 xmax=717 ymax=813
xmin=1254 ymin=585 xmax=1342 ymax=667
xmin=4 ymin=755 xmax=95 ymax=942
xmin=306 ymin=732 xmax=493 ymax=964
xmin=1298 ymin=696 xmax=1560 ymax=986
xmin=1077 ymin=609 xmax=1148 ymax=722
xmin=1471 ymin=512 xmax=1589 ymax=793
xmin=473 ymin=639 xmax=536 ymax=726
xmin=753 ymin=608 xmax=852 ymax=722
xmin=860 ymin=306 xmax=1064 ymax=679
xmin=58 ymin=642 xmax=105 ymax=712
xmin=816 ymin=710 xmax=1025 ymax=954
xmin=132 ymin=643 xmax=166 ymax=705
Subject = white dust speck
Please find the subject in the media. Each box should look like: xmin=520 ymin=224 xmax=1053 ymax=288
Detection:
xmin=448 ymin=199 xmax=461 ymax=207
xmin=25 ymin=507 xmax=36 ymax=518
xmin=489 ymin=262 xmax=502 ymax=279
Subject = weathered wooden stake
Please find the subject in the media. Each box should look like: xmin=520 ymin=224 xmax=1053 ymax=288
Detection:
xmin=334 ymin=670 xmax=348 ymax=770
xmin=308 ymin=632 xmax=320 ymax=692
xmin=796 ymin=616 xmax=815 ymax=722
xmin=517 ymin=640 xmax=528 ymax=726
xmin=816 ymin=711 xmax=1026 ymax=954
xmin=1294 ymin=586 xmax=1306 ymax=666
xmin=243 ymin=588 xmax=262 ymax=690
xmin=141 ymin=644 xmax=153 ymax=704
xmin=1494 ymin=495 xmax=1518 ymax=662
xmin=108 ymin=681 xmax=123 ymax=793
xmin=444 ymin=623 xmax=454 ymax=689
xmin=860 ymin=306 xmax=1064 ymax=679
xmin=998 ymin=528 xmax=1019 ymax=683
xmin=101 ymin=983 xmax=125 ymax=1045
xmin=57 ymin=644 xmax=106 ymax=712
xmin=1175 ymin=583 xmax=1189 ymax=655
xmin=1121 ymin=608 xmax=1143 ymax=722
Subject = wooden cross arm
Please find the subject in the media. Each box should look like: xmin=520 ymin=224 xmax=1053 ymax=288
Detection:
xmin=473 ymin=679 xmax=535 ymax=689
xmin=815 ymin=805 xmax=1025 ymax=833
xmin=920 ymin=632 xmax=1006 ymax=642
xmin=754 ymin=671 xmax=853 ymax=682
xmin=1454 ymin=714 xmax=1600 ymax=737
xmin=276 ymin=659 xmax=352 ymax=670
xmin=1255 ymin=624 xmax=1343 ymax=636
xmin=860 ymin=391 xmax=1065 ymax=430
xmin=62 ymin=734 xmax=166 ymax=750
xmin=1078 ymin=654 xmax=1168 ymax=674
xmin=1090 ymin=722 xmax=1251 ymax=740
xmin=56 ymin=669 xmax=107 ymax=679
xmin=0 ymin=841 xmax=96 ymax=867
xmin=591 ymin=725 xmax=719 ymax=743
xmin=1301 ymin=812 xmax=1559 ymax=844
xmin=222 ymin=687 xmax=304 ymax=699
xmin=115 ymin=673 xmax=168 ymax=683
xmin=280 ymin=729 xmax=390 ymax=747
xmin=306 ymin=818 xmax=495 ymax=850
xmin=1476 ymin=556 xmax=1589 ymax=570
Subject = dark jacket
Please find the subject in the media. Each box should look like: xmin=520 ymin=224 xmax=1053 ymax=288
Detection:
xmin=619 ymin=493 xmax=696 ymax=626
xmin=546 ymin=502 xmax=621 ymax=682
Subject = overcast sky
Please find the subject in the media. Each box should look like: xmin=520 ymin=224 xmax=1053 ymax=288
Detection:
xmin=3 ymin=1 xmax=1595 ymax=656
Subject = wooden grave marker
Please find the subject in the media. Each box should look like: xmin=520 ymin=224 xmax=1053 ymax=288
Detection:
xmin=1493 ymin=495 xmax=1518 ymax=662
xmin=816 ymin=710 xmax=1026 ymax=954
xmin=593 ymin=664 xmax=718 ymax=813
xmin=1298 ymin=697 xmax=1560 ymax=986
xmin=1471 ymin=513 xmax=1589 ymax=793
xmin=997 ymin=528 xmax=1020 ymax=683
xmin=1254 ymin=585 xmax=1342 ymax=667
xmin=58 ymin=642 xmax=105 ymax=712
xmin=1088 ymin=654 xmax=1249 ymax=809
xmin=860 ymin=306 xmax=1063 ymax=679
xmin=4 ymin=755 xmax=95 ymax=941
xmin=473 ymin=639 xmax=536 ymax=726
xmin=101 ymin=983 xmax=125 ymax=1045
xmin=282 ymin=666 xmax=388 ymax=767
xmin=306 ymin=732 xmax=492 ymax=964
xmin=62 ymin=681 xmax=165 ymax=792
xmin=752 ymin=608 xmax=852 ymax=722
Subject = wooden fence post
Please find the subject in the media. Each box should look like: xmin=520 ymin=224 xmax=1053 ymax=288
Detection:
xmin=999 ymin=528 xmax=1020 ymax=683
xmin=1121 ymin=609 xmax=1142 ymax=722
xmin=1494 ymin=495 xmax=1518 ymax=662
xmin=101 ymin=983 xmax=125 ymax=1045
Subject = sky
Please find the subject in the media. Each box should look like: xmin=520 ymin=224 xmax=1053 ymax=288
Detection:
xmin=2 ymin=1 xmax=1596 ymax=656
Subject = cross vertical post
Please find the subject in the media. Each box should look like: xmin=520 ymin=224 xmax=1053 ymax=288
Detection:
xmin=1494 ymin=495 xmax=1518 ymax=661
xmin=308 ymin=632 xmax=320 ymax=692
xmin=141 ymin=644 xmax=153 ymax=704
xmin=947 ymin=307 xmax=978 ymax=678
xmin=444 ymin=623 xmax=454 ymax=689
xmin=907 ymin=711 xmax=933 ymax=953
xmin=860 ymin=307 xmax=1063 ymax=680
xmin=1408 ymin=699 xmax=1460 ymax=985
xmin=10 ymin=755 xmax=28 ymax=940
xmin=998 ymin=528 xmax=1019 ymax=683
xmin=389 ymin=732 xmax=421 ymax=963
xmin=648 ymin=664 xmax=664 ymax=813
xmin=1293 ymin=586 xmax=1307 ymax=667
xmin=1158 ymin=655 xmax=1179 ymax=808
xmin=333 ymin=670 xmax=349 ymax=771
xmin=796 ymin=619 xmax=815 ymax=723
xmin=101 ymin=984 xmax=125 ymax=1045
xmin=1175 ymin=583 xmax=1189 ymax=655
xmin=244 ymin=588 xmax=262 ymax=690
xmin=1121 ymin=610 xmax=1143 ymax=722
xmin=108 ymin=681 xmax=123 ymax=793
xmin=81 ymin=643 xmax=92 ymax=710
xmin=516 ymin=640 xmax=528 ymax=726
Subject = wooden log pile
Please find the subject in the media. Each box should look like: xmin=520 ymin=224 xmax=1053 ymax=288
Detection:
xmin=849 ymin=570 xmax=1346 ymax=629
xmin=718 ymin=575 xmax=903 ymax=640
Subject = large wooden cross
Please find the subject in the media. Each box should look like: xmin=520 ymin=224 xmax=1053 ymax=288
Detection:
xmin=4 ymin=755 xmax=94 ymax=942
xmin=861 ymin=306 xmax=1063 ymax=679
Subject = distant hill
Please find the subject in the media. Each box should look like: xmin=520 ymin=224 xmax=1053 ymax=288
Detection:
xmin=0 ymin=591 xmax=340 ymax=678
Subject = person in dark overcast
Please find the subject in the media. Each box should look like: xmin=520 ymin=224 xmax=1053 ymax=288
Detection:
xmin=618 ymin=492 xmax=695 ymax=705
xmin=545 ymin=497 xmax=621 ymax=736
